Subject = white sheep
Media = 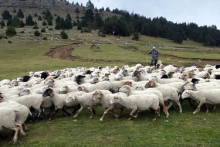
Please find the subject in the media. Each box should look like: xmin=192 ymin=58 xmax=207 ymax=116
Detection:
xmin=182 ymin=89 xmax=220 ymax=114
xmin=0 ymin=107 xmax=20 ymax=144
xmin=91 ymin=90 xmax=121 ymax=121
xmin=110 ymin=93 xmax=162 ymax=121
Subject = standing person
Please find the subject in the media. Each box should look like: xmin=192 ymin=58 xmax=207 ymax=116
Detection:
xmin=148 ymin=46 xmax=159 ymax=67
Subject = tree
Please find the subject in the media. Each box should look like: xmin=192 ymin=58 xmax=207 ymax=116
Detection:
xmin=75 ymin=7 xmax=80 ymax=13
xmin=86 ymin=0 xmax=94 ymax=9
xmin=34 ymin=30 xmax=41 ymax=36
xmin=1 ymin=20 xmax=5 ymax=28
xmin=38 ymin=15 xmax=42 ymax=21
xmin=26 ymin=15 xmax=34 ymax=26
xmin=6 ymin=26 xmax=16 ymax=36
xmin=9 ymin=16 xmax=24 ymax=28
xmin=132 ymin=32 xmax=139 ymax=41
xmin=84 ymin=9 xmax=94 ymax=22
xmin=17 ymin=9 xmax=24 ymax=18
xmin=60 ymin=30 xmax=68 ymax=39
xmin=2 ymin=10 xmax=12 ymax=20
xmin=42 ymin=20 xmax=47 ymax=26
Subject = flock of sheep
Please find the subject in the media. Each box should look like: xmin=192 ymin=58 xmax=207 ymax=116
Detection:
xmin=0 ymin=63 xmax=220 ymax=143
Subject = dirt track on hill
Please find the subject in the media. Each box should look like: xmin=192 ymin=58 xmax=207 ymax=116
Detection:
xmin=46 ymin=43 xmax=80 ymax=60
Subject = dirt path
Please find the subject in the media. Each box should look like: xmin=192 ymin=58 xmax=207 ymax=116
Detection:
xmin=45 ymin=43 xmax=80 ymax=60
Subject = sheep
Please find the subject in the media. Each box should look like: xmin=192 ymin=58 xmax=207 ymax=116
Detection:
xmin=183 ymin=81 xmax=220 ymax=91
xmin=118 ymin=85 xmax=169 ymax=118
xmin=65 ymin=91 xmax=100 ymax=119
xmin=132 ymin=70 xmax=149 ymax=81
xmin=91 ymin=90 xmax=122 ymax=121
xmin=0 ymin=101 xmax=32 ymax=136
xmin=0 ymin=107 xmax=20 ymax=144
xmin=151 ymin=75 xmax=184 ymax=84
xmin=182 ymin=89 xmax=220 ymax=114
xmin=145 ymin=80 xmax=184 ymax=94
xmin=144 ymin=81 xmax=182 ymax=113
xmin=110 ymin=93 xmax=162 ymax=121
xmin=42 ymin=88 xmax=72 ymax=119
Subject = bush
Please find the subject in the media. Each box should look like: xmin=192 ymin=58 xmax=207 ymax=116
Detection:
xmin=17 ymin=9 xmax=24 ymax=18
xmin=6 ymin=26 xmax=17 ymax=36
xmin=20 ymin=31 xmax=24 ymax=33
xmin=38 ymin=15 xmax=42 ymax=21
xmin=41 ymin=28 xmax=46 ymax=32
xmin=132 ymin=32 xmax=139 ymax=41
xmin=26 ymin=15 xmax=34 ymax=26
xmin=60 ymin=30 xmax=68 ymax=39
xmin=0 ymin=20 xmax=5 ymax=28
xmin=43 ymin=37 xmax=47 ymax=40
xmin=8 ymin=40 xmax=12 ymax=44
xmin=2 ymin=10 xmax=12 ymax=20
xmin=34 ymin=30 xmax=41 ymax=36
xmin=42 ymin=20 xmax=47 ymax=26
xmin=0 ymin=35 xmax=2 ymax=39
xmin=33 ymin=24 xmax=39 ymax=29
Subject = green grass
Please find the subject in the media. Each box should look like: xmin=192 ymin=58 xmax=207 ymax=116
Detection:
xmin=0 ymin=33 xmax=220 ymax=146
xmin=0 ymin=104 xmax=220 ymax=146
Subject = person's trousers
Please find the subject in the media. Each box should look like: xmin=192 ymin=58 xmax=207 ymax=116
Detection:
xmin=150 ymin=58 xmax=158 ymax=66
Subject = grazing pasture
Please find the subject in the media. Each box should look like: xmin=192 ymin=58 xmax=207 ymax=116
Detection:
xmin=0 ymin=33 xmax=220 ymax=146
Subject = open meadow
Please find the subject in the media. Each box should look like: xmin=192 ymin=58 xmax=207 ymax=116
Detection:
xmin=0 ymin=31 xmax=220 ymax=146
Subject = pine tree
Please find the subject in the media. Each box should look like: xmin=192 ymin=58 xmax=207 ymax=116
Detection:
xmin=26 ymin=15 xmax=34 ymax=26
xmin=2 ymin=10 xmax=12 ymax=20
xmin=17 ymin=9 xmax=24 ymax=18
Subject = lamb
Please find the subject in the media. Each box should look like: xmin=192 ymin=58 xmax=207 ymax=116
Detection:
xmin=0 ymin=107 xmax=20 ymax=144
xmin=182 ymin=89 xmax=220 ymax=114
xmin=110 ymin=93 xmax=162 ymax=121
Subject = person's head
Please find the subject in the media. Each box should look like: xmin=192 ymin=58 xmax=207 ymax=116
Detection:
xmin=152 ymin=46 xmax=156 ymax=50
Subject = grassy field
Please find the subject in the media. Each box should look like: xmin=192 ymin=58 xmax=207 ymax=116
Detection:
xmin=0 ymin=32 xmax=220 ymax=146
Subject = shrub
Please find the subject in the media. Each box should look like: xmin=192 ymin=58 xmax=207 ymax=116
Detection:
xmin=20 ymin=31 xmax=24 ymax=33
xmin=0 ymin=20 xmax=5 ymax=28
xmin=6 ymin=26 xmax=17 ymax=36
xmin=17 ymin=9 xmax=24 ymax=18
xmin=38 ymin=15 xmax=42 ymax=21
xmin=2 ymin=10 xmax=12 ymax=20
xmin=41 ymin=28 xmax=46 ymax=32
xmin=43 ymin=37 xmax=47 ymax=40
xmin=8 ymin=40 xmax=12 ymax=44
xmin=132 ymin=32 xmax=139 ymax=41
xmin=26 ymin=15 xmax=34 ymax=26
xmin=34 ymin=30 xmax=40 ymax=36
xmin=42 ymin=20 xmax=47 ymax=26
xmin=33 ymin=24 xmax=39 ymax=29
xmin=0 ymin=35 xmax=2 ymax=39
xmin=60 ymin=30 xmax=68 ymax=39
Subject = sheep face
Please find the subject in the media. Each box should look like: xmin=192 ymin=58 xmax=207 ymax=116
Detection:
xmin=43 ymin=88 xmax=54 ymax=97
xmin=119 ymin=85 xmax=129 ymax=94
xmin=181 ymin=90 xmax=191 ymax=99
xmin=65 ymin=94 xmax=75 ymax=103
xmin=91 ymin=77 xmax=99 ymax=84
xmin=123 ymin=81 xmax=132 ymax=87
xmin=92 ymin=91 xmax=103 ymax=101
xmin=18 ymin=88 xmax=31 ymax=96
xmin=145 ymin=81 xmax=155 ymax=88
xmin=45 ymin=80 xmax=54 ymax=87
xmin=59 ymin=86 xmax=68 ymax=94
xmin=78 ymin=86 xmax=86 ymax=92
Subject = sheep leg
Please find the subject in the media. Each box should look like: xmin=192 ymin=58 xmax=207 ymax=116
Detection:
xmin=72 ymin=104 xmax=81 ymax=114
xmin=153 ymin=107 xmax=160 ymax=121
xmin=50 ymin=109 xmax=60 ymax=120
xmin=128 ymin=109 xmax=138 ymax=120
xmin=206 ymin=104 xmax=209 ymax=113
xmin=74 ymin=106 xmax=83 ymax=118
xmin=9 ymin=127 xmax=20 ymax=144
xmin=89 ymin=107 xmax=94 ymax=119
xmin=23 ymin=123 xmax=28 ymax=131
xmin=193 ymin=101 xmax=205 ymax=115
xmin=16 ymin=123 xmax=26 ymax=136
xmin=100 ymin=106 xmax=114 ymax=122
xmin=167 ymin=101 xmax=173 ymax=110
xmin=110 ymin=109 xmax=119 ymax=118
xmin=62 ymin=106 xmax=71 ymax=116
xmin=175 ymin=101 xmax=182 ymax=113
xmin=213 ymin=105 xmax=216 ymax=111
